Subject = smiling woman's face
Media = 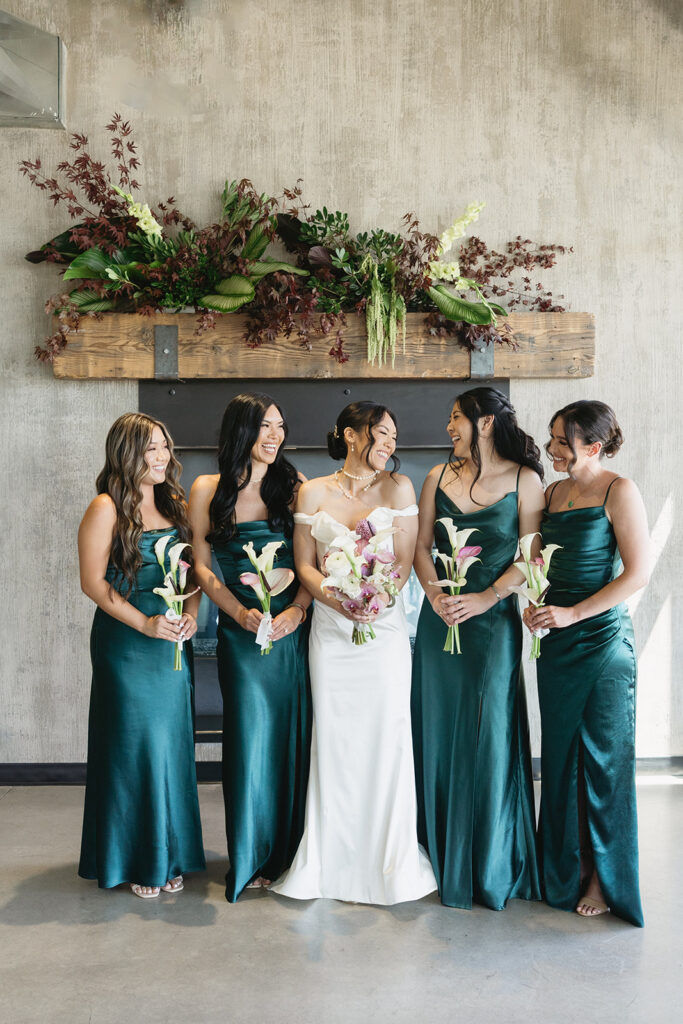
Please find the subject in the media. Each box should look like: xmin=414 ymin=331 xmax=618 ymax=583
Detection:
xmin=446 ymin=402 xmax=474 ymax=459
xmin=250 ymin=404 xmax=285 ymax=468
xmin=366 ymin=412 xmax=397 ymax=470
xmin=142 ymin=425 xmax=170 ymax=484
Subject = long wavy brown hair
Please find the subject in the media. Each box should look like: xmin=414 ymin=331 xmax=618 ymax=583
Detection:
xmin=96 ymin=413 xmax=191 ymax=596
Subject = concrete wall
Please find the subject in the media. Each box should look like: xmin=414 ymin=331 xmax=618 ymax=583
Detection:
xmin=1 ymin=0 xmax=680 ymax=762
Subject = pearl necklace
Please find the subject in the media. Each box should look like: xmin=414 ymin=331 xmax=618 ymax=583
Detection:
xmin=334 ymin=469 xmax=379 ymax=501
xmin=342 ymin=467 xmax=377 ymax=481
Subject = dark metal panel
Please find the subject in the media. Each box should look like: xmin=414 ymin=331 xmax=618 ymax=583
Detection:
xmin=469 ymin=340 xmax=495 ymax=378
xmin=139 ymin=378 xmax=508 ymax=449
xmin=154 ymin=325 xmax=179 ymax=379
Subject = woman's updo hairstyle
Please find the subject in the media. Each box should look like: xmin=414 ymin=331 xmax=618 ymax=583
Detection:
xmin=327 ymin=401 xmax=400 ymax=473
xmin=548 ymin=400 xmax=624 ymax=468
xmin=450 ymin=387 xmax=544 ymax=502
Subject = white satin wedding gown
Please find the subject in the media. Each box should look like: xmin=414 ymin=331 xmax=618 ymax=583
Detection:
xmin=271 ymin=505 xmax=437 ymax=905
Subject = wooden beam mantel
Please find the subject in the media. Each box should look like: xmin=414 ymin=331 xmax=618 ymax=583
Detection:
xmin=51 ymin=311 xmax=595 ymax=380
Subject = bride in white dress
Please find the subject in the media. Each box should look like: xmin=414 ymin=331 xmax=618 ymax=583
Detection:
xmin=271 ymin=402 xmax=436 ymax=905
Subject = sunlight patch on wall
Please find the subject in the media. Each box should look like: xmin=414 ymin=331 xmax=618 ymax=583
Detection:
xmin=636 ymin=595 xmax=671 ymax=757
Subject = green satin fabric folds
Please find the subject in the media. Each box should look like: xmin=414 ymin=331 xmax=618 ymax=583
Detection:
xmin=537 ymin=507 xmax=643 ymax=926
xmin=411 ymin=486 xmax=540 ymax=910
xmin=79 ymin=529 xmax=206 ymax=889
xmin=214 ymin=521 xmax=311 ymax=902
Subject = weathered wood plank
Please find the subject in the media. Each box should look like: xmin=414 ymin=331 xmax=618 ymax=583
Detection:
xmin=52 ymin=311 xmax=594 ymax=380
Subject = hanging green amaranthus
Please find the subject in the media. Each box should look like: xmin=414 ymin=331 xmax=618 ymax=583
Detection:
xmin=361 ymin=255 xmax=406 ymax=367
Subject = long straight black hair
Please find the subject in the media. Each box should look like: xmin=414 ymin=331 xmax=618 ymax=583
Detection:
xmin=207 ymin=393 xmax=299 ymax=542
xmin=449 ymin=387 xmax=543 ymax=503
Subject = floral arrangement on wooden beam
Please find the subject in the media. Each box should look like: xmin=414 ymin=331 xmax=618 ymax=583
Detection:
xmin=21 ymin=114 xmax=571 ymax=365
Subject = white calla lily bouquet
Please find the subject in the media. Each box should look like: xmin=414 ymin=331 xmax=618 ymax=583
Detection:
xmin=153 ymin=535 xmax=200 ymax=669
xmin=430 ymin=519 xmax=483 ymax=655
xmin=508 ymin=532 xmax=562 ymax=660
xmin=239 ymin=540 xmax=295 ymax=654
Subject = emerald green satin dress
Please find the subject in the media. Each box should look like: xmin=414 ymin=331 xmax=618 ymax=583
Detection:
xmin=537 ymin=487 xmax=643 ymax=926
xmin=214 ymin=521 xmax=311 ymax=902
xmin=79 ymin=529 xmax=206 ymax=889
xmin=411 ymin=471 xmax=540 ymax=910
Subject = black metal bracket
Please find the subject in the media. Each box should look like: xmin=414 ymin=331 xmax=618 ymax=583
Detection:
xmin=154 ymin=324 xmax=178 ymax=379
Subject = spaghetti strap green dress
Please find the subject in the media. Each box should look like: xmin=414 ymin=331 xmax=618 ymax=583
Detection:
xmin=213 ymin=521 xmax=311 ymax=902
xmin=79 ymin=528 xmax=206 ymax=889
xmin=411 ymin=466 xmax=540 ymax=910
xmin=537 ymin=480 xmax=643 ymax=926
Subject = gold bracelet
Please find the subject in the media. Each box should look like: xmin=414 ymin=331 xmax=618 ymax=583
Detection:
xmin=288 ymin=602 xmax=307 ymax=623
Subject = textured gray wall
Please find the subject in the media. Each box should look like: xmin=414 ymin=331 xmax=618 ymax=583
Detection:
xmin=1 ymin=0 xmax=680 ymax=761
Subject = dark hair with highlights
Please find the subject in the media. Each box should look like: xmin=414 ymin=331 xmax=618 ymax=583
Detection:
xmin=547 ymin=400 xmax=624 ymax=471
xmin=327 ymin=401 xmax=400 ymax=473
xmin=449 ymin=387 xmax=543 ymax=502
xmin=207 ymin=393 xmax=298 ymax=543
xmin=96 ymin=412 xmax=191 ymax=597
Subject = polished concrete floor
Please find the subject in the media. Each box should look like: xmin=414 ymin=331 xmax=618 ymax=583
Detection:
xmin=1 ymin=780 xmax=681 ymax=1024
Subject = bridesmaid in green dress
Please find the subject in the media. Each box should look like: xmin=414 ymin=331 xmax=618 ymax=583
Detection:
xmin=189 ymin=394 xmax=311 ymax=902
xmin=412 ymin=387 xmax=545 ymax=910
xmin=78 ymin=413 xmax=205 ymax=898
xmin=525 ymin=401 xmax=649 ymax=925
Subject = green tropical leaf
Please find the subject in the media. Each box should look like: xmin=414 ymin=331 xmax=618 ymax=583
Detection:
xmin=78 ymin=299 xmax=116 ymax=312
xmin=428 ymin=287 xmax=494 ymax=325
xmin=248 ymin=259 xmax=308 ymax=280
xmin=68 ymin=288 xmax=111 ymax=307
xmin=214 ymin=275 xmax=256 ymax=299
xmin=485 ymin=301 xmax=508 ymax=316
xmin=63 ymin=246 xmax=135 ymax=281
xmin=198 ymin=291 xmax=254 ymax=313
xmin=241 ymin=223 xmax=270 ymax=261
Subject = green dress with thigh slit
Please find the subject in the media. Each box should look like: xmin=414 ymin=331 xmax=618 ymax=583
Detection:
xmin=79 ymin=528 xmax=206 ymax=889
xmin=411 ymin=469 xmax=540 ymax=910
xmin=537 ymin=483 xmax=643 ymax=926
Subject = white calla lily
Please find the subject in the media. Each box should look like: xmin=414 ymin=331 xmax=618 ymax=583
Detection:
xmin=508 ymin=584 xmax=546 ymax=606
xmin=435 ymin=551 xmax=455 ymax=579
xmin=263 ymin=567 xmax=295 ymax=597
xmin=436 ymin=518 xmax=480 ymax=556
xmin=519 ymin=532 xmax=539 ymax=564
xmin=243 ymin=539 xmax=284 ymax=574
xmin=154 ymin=534 xmax=172 ymax=570
xmin=514 ymin=559 xmax=534 ymax=588
xmin=456 ymin=554 xmax=481 ymax=577
xmin=540 ymin=543 xmax=562 ymax=572
xmin=167 ymin=541 xmax=190 ymax=574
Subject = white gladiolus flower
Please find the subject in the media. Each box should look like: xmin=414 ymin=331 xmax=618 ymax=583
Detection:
xmin=437 ymin=201 xmax=485 ymax=255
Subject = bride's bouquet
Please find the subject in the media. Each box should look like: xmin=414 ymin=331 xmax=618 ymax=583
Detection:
xmin=320 ymin=518 xmax=400 ymax=645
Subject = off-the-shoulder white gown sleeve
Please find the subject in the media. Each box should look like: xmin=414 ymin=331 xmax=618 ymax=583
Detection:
xmin=271 ymin=506 xmax=436 ymax=904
